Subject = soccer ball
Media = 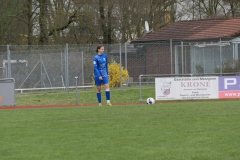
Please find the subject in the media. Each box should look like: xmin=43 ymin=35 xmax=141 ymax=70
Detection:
xmin=146 ymin=97 xmax=155 ymax=104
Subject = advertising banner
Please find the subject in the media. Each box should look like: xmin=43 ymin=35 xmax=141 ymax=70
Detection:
xmin=218 ymin=76 xmax=240 ymax=98
xmin=155 ymin=76 xmax=240 ymax=100
xmin=155 ymin=76 xmax=219 ymax=100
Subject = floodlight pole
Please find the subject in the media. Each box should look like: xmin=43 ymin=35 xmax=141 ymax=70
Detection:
xmin=75 ymin=76 xmax=78 ymax=104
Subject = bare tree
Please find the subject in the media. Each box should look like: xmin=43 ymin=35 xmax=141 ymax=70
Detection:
xmin=47 ymin=0 xmax=77 ymax=44
xmin=97 ymin=0 xmax=116 ymax=44
xmin=2 ymin=0 xmax=240 ymax=45
xmin=18 ymin=0 xmax=38 ymax=45
xmin=222 ymin=0 xmax=240 ymax=17
xmin=38 ymin=0 xmax=51 ymax=44
xmin=109 ymin=0 xmax=176 ymax=43
xmin=177 ymin=0 xmax=240 ymax=20
xmin=0 ymin=1 xmax=22 ymax=44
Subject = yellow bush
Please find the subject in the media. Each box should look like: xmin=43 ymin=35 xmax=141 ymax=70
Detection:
xmin=92 ymin=62 xmax=129 ymax=88
xmin=108 ymin=62 xmax=129 ymax=88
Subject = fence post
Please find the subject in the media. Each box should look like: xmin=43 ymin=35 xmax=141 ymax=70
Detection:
xmin=203 ymin=47 xmax=205 ymax=73
xmin=234 ymin=43 xmax=238 ymax=59
xmin=193 ymin=45 xmax=196 ymax=74
xmin=181 ymin=41 xmax=184 ymax=74
xmin=119 ymin=43 xmax=122 ymax=90
xmin=125 ymin=42 xmax=127 ymax=70
xmin=220 ymin=45 xmax=222 ymax=74
xmin=7 ymin=45 xmax=11 ymax=78
xmin=75 ymin=76 xmax=78 ymax=104
xmin=139 ymin=75 xmax=142 ymax=101
xmin=40 ymin=54 xmax=43 ymax=87
xmin=174 ymin=45 xmax=179 ymax=74
xmin=81 ymin=51 xmax=84 ymax=86
xmin=65 ymin=43 xmax=69 ymax=93
xmin=170 ymin=39 xmax=173 ymax=74
xmin=61 ymin=52 xmax=65 ymax=87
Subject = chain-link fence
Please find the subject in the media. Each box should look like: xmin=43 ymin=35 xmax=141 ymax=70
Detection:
xmin=0 ymin=37 xmax=240 ymax=92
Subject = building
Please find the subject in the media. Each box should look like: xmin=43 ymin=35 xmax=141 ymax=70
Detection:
xmin=129 ymin=18 xmax=240 ymax=78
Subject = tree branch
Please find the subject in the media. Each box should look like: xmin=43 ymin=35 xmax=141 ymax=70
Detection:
xmin=48 ymin=12 xmax=77 ymax=36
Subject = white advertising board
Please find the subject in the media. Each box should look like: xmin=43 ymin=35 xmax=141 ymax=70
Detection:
xmin=155 ymin=76 xmax=219 ymax=100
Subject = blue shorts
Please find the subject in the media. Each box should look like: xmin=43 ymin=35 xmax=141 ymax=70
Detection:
xmin=94 ymin=77 xmax=109 ymax=86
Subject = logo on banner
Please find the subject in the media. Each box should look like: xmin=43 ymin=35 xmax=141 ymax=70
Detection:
xmin=160 ymin=79 xmax=171 ymax=95
xmin=219 ymin=76 xmax=240 ymax=91
xmin=218 ymin=76 xmax=240 ymax=98
xmin=224 ymin=78 xmax=237 ymax=89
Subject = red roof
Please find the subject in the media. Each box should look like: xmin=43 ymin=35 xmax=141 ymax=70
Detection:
xmin=132 ymin=18 xmax=240 ymax=43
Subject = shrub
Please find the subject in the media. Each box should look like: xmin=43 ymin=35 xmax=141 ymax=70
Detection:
xmin=214 ymin=59 xmax=240 ymax=73
xmin=92 ymin=62 xmax=129 ymax=88
xmin=195 ymin=64 xmax=204 ymax=73
xmin=108 ymin=62 xmax=129 ymax=88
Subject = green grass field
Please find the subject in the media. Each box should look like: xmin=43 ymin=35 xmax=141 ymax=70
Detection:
xmin=15 ymin=86 xmax=153 ymax=106
xmin=1 ymin=87 xmax=240 ymax=159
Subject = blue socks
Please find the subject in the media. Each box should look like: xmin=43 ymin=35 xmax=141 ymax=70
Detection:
xmin=105 ymin=89 xmax=110 ymax=101
xmin=97 ymin=89 xmax=110 ymax=103
xmin=97 ymin=92 xmax=101 ymax=103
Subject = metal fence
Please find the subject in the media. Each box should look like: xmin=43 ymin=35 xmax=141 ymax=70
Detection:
xmin=0 ymin=37 xmax=240 ymax=91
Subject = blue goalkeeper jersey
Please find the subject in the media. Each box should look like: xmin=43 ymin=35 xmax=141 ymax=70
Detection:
xmin=93 ymin=53 xmax=109 ymax=78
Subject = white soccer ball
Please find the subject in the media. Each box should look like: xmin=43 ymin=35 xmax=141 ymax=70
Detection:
xmin=146 ymin=97 xmax=155 ymax=104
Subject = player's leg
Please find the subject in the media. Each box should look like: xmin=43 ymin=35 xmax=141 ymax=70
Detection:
xmin=96 ymin=86 xmax=102 ymax=106
xmin=95 ymin=77 xmax=102 ymax=106
xmin=103 ymin=77 xmax=111 ymax=106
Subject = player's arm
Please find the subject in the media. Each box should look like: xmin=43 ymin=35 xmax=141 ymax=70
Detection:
xmin=93 ymin=57 xmax=101 ymax=78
